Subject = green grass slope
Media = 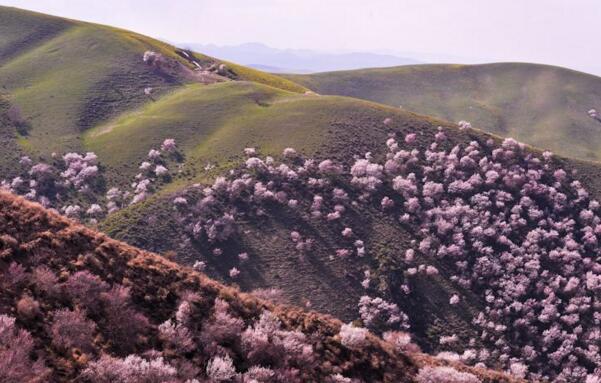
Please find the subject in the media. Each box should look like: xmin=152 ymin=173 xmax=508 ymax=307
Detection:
xmin=84 ymin=80 xmax=435 ymax=187
xmin=0 ymin=5 xmax=308 ymax=173
xmin=285 ymin=63 xmax=601 ymax=162
xmin=0 ymin=94 xmax=26 ymax=179
xmin=0 ymin=6 xmax=71 ymax=64
xmin=0 ymin=7 xmax=189 ymax=155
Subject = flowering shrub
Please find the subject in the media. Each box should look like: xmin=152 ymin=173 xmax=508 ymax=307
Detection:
xmin=28 ymin=162 xmax=58 ymax=196
xmin=383 ymin=331 xmax=421 ymax=353
xmin=200 ymin=298 xmax=244 ymax=345
xmin=458 ymin=120 xmax=472 ymax=131
xmin=0 ymin=314 xmax=49 ymax=381
xmin=64 ymin=271 xmax=109 ymax=313
xmin=161 ymin=138 xmax=177 ymax=153
xmin=358 ymin=295 xmax=409 ymax=332
xmin=193 ymin=260 xmax=206 ymax=272
xmin=350 ymin=157 xmax=383 ymax=191
xmin=142 ymin=50 xmax=160 ymax=63
xmin=86 ymin=204 xmax=103 ymax=217
xmin=206 ymin=355 xmax=237 ymax=382
xmin=1 ymin=138 xmax=179 ymax=222
xmin=327 ymin=373 xmax=354 ymax=383
xmin=449 ymin=294 xmax=460 ymax=305
xmin=240 ymin=311 xmax=314 ymax=367
xmin=415 ymin=366 xmax=481 ymax=383
xmin=2 ymin=262 xmax=27 ymax=291
xmin=49 ymin=308 xmax=97 ymax=353
xmin=243 ymin=365 xmax=276 ymax=381
xmin=318 ymin=159 xmax=343 ymax=175
xmin=338 ymin=323 xmax=368 ymax=348
xmin=283 ymin=147 xmax=297 ymax=158
xmin=158 ymin=319 xmax=195 ymax=353
xmin=61 ymin=152 xmax=99 ymax=190
xmin=229 ymin=267 xmax=240 ymax=278
xmin=100 ymin=286 xmax=150 ymax=353
xmin=31 ymin=266 xmax=59 ymax=297
xmin=63 ymin=204 xmax=83 ymax=218
xmin=155 ymin=165 xmax=168 ymax=177
xmin=82 ymin=354 xmax=178 ymax=382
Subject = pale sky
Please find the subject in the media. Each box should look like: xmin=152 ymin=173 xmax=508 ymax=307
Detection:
xmin=3 ymin=0 xmax=601 ymax=75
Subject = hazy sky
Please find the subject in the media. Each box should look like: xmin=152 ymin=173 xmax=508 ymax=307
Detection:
xmin=3 ymin=0 xmax=601 ymax=75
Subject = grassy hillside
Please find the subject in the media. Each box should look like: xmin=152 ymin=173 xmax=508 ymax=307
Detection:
xmin=98 ymin=98 xmax=601 ymax=340
xmin=83 ymin=80 xmax=438 ymax=187
xmin=285 ymin=63 xmax=601 ymax=162
xmin=0 ymin=7 xmax=189 ymax=155
xmin=98 ymin=98 xmax=450 ymax=313
xmin=0 ymin=5 xmax=308 ymax=178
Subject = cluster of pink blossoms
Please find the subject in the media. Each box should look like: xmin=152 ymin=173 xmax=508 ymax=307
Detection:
xmin=171 ymin=125 xmax=601 ymax=381
xmin=2 ymin=153 xmax=102 ymax=222
xmin=3 ymin=261 xmax=338 ymax=382
xmin=2 ymin=138 xmax=179 ymax=224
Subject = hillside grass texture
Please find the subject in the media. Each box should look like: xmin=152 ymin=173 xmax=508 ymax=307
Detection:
xmin=285 ymin=63 xmax=601 ymax=162
xmin=0 ymin=6 xmax=308 ymax=180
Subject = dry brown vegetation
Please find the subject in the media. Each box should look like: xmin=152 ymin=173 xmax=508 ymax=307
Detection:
xmin=0 ymin=191 xmax=520 ymax=382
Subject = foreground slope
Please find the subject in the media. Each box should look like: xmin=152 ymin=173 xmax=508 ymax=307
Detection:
xmin=285 ymin=63 xmax=601 ymax=162
xmin=0 ymin=191 xmax=515 ymax=382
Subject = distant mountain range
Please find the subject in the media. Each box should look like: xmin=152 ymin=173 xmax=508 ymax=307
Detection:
xmin=180 ymin=42 xmax=421 ymax=73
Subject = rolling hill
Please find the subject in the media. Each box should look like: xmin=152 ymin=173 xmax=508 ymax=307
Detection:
xmin=4 ymin=5 xmax=601 ymax=381
xmin=0 ymin=6 xmax=441 ymax=194
xmin=284 ymin=63 xmax=601 ymax=162
xmin=0 ymin=5 xmax=307 ymax=180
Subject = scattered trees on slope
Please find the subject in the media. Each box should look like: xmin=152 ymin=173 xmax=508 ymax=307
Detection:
xmin=7 ymin=112 xmax=601 ymax=380
xmin=163 ymin=127 xmax=601 ymax=381
xmin=1 ymin=138 xmax=181 ymax=225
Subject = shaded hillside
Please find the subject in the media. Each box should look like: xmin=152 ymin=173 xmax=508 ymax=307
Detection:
xmin=284 ymin=63 xmax=601 ymax=162
xmin=0 ymin=191 xmax=517 ymax=383
xmin=0 ymin=95 xmax=26 ymax=179
xmin=98 ymin=117 xmax=601 ymax=382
